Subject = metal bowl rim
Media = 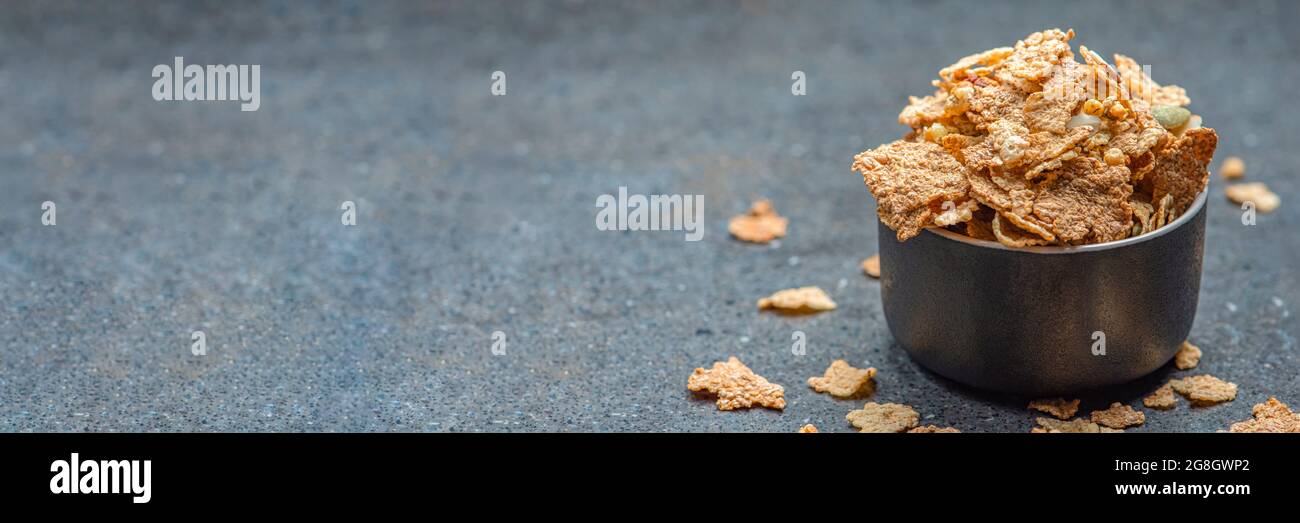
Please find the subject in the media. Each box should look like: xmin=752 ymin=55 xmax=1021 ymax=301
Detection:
xmin=922 ymin=189 xmax=1208 ymax=255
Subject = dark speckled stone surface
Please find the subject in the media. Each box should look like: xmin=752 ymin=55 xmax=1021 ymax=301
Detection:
xmin=1 ymin=0 xmax=1296 ymax=432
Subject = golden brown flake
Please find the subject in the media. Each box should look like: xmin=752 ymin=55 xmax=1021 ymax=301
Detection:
xmin=1090 ymin=402 xmax=1146 ymax=429
xmin=1229 ymin=398 xmax=1300 ymax=433
xmin=861 ymin=255 xmax=881 ymax=278
xmin=1031 ymin=157 xmax=1134 ymax=244
xmin=1169 ymin=375 xmax=1238 ymax=406
xmin=846 ymin=402 xmax=920 ymax=433
xmin=1034 ymin=417 xmax=1109 ymax=433
xmin=757 ymin=286 xmax=837 ymax=314
xmin=853 ymin=140 xmax=971 ymax=241
xmin=1029 ymin=397 xmax=1080 ymax=420
xmin=908 ymin=425 xmax=960 ymax=433
xmin=1143 ymin=383 xmax=1178 ymax=410
xmin=1151 ymin=127 xmax=1217 ymax=215
xmin=728 ymin=199 xmax=789 ymax=243
xmin=992 ymin=213 xmax=1050 ymax=247
xmin=808 ymin=360 xmax=877 ymax=399
xmin=1219 ymin=156 xmax=1245 ymax=180
xmin=798 ymin=424 xmax=820 ymax=433
xmin=1225 ymin=182 xmax=1280 ymax=213
xmin=1175 ymin=340 xmax=1202 ymax=370
xmin=687 ymin=357 xmax=786 ymax=411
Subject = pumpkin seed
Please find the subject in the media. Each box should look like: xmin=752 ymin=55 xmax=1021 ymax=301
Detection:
xmin=1153 ymin=105 xmax=1191 ymax=129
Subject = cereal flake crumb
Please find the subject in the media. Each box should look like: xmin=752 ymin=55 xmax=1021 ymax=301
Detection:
xmin=757 ymin=286 xmax=837 ymax=314
xmin=862 ymin=254 xmax=881 ymax=278
xmin=1090 ymin=402 xmax=1145 ymax=429
xmin=846 ymin=402 xmax=920 ymax=433
xmin=1169 ymin=375 xmax=1238 ymax=406
xmin=808 ymin=360 xmax=877 ymax=399
xmin=1029 ymin=397 xmax=1080 ymax=420
xmin=1229 ymin=397 xmax=1300 ymax=433
xmin=908 ymin=425 xmax=960 ymax=433
xmin=1224 ymin=182 xmax=1280 ymax=213
xmin=687 ymin=356 xmax=786 ymax=411
xmin=1143 ymin=384 xmax=1178 ymax=410
xmin=728 ymin=199 xmax=789 ymax=243
xmin=1219 ymin=156 xmax=1245 ymax=180
xmin=1175 ymin=340 xmax=1202 ymax=370
xmin=798 ymin=424 xmax=819 ymax=433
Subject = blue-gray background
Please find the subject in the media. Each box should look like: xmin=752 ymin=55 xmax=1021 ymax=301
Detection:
xmin=1 ymin=0 xmax=1295 ymax=432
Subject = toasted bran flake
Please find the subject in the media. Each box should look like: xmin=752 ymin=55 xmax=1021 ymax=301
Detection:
xmin=808 ymin=360 xmax=877 ymax=399
xmin=1225 ymin=182 xmax=1280 ymax=213
xmin=798 ymin=424 xmax=820 ymax=433
xmin=728 ymin=199 xmax=789 ymax=243
xmin=861 ymin=255 xmax=881 ymax=278
xmin=1090 ymin=402 xmax=1145 ymax=429
xmin=908 ymin=425 xmax=960 ymax=433
xmin=846 ymin=402 xmax=920 ymax=433
xmin=687 ymin=356 xmax=786 ymax=411
xmin=1219 ymin=156 xmax=1245 ymax=180
xmin=1169 ymin=375 xmax=1238 ymax=406
xmin=1034 ymin=417 xmax=1121 ymax=433
xmin=1229 ymin=398 xmax=1300 ymax=433
xmin=1029 ymin=397 xmax=1080 ymax=420
xmin=852 ymin=140 xmax=970 ymax=241
xmin=757 ymin=286 xmax=837 ymax=314
xmin=1151 ymin=127 xmax=1217 ymax=215
xmin=1175 ymin=340 xmax=1202 ymax=370
xmin=1143 ymin=384 xmax=1178 ymax=410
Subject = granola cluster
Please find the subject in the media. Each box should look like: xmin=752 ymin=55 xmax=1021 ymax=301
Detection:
xmin=854 ymin=29 xmax=1217 ymax=246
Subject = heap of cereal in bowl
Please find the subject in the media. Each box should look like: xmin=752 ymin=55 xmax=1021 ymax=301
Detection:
xmin=853 ymin=29 xmax=1216 ymax=247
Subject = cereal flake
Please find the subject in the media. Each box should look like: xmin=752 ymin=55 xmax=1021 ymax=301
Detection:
xmin=861 ymin=255 xmax=880 ymax=278
xmin=729 ymin=199 xmax=789 ymax=243
xmin=808 ymin=360 xmax=877 ymax=399
xmin=798 ymin=424 xmax=820 ymax=433
xmin=1029 ymin=397 xmax=1080 ymax=420
xmin=908 ymin=425 xmax=960 ymax=433
xmin=1225 ymin=182 xmax=1280 ymax=213
xmin=757 ymin=286 xmax=837 ymax=314
xmin=687 ymin=356 xmax=786 ymax=411
xmin=846 ymin=402 xmax=920 ymax=433
xmin=1169 ymin=375 xmax=1238 ymax=406
xmin=1175 ymin=340 xmax=1202 ymax=370
xmin=1143 ymin=383 xmax=1178 ymax=410
xmin=1229 ymin=397 xmax=1300 ymax=433
xmin=1090 ymin=402 xmax=1145 ymax=429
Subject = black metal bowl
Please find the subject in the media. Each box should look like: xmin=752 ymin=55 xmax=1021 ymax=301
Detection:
xmin=878 ymin=190 xmax=1208 ymax=395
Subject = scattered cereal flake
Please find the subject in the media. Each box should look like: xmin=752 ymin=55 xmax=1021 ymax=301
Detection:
xmin=1029 ymin=397 xmax=1080 ymax=420
xmin=1175 ymin=340 xmax=1202 ymax=370
xmin=798 ymin=424 xmax=820 ymax=433
xmin=757 ymin=286 xmax=837 ymax=314
xmin=1143 ymin=383 xmax=1178 ymax=410
xmin=853 ymin=140 xmax=970 ymax=241
xmin=1169 ymin=375 xmax=1238 ymax=406
xmin=1219 ymin=156 xmax=1245 ymax=180
xmin=1031 ymin=157 xmax=1134 ymax=244
xmin=1229 ymin=397 xmax=1300 ymax=433
xmin=1090 ymin=402 xmax=1146 ymax=429
xmin=908 ymin=425 xmax=960 ymax=433
xmin=1034 ymin=417 xmax=1109 ymax=433
xmin=687 ymin=356 xmax=786 ymax=411
xmin=861 ymin=255 xmax=880 ymax=278
xmin=847 ymin=402 xmax=920 ymax=433
xmin=808 ymin=360 xmax=877 ymax=399
xmin=1225 ymin=182 xmax=1280 ymax=213
xmin=1151 ymin=127 xmax=1217 ymax=215
xmin=728 ymin=199 xmax=789 ymax=243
